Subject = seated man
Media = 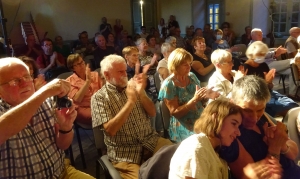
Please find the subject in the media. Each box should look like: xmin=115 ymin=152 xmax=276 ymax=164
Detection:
xmin=91 ymin=54 xmax=172 ymax=179
xmin=0 ymin=57 xmax=94 ymax=178
xmin=241 ymin=26 xmax=252 ymax=46
xmin=92 ymin=34 xmax=115 ymax=70
xmin=220 ymin=75 xmax=300 ymax=179
xmin=73 ymin=31 xmax=95 ymax=57
xmin=14 ymin=34 xmax=42 ymax=60
xmin=53 ymin=35 xmax=71 ymax=59
xmin=36 ymin=38 xmax=69 ymax=81
xmin=284 ymin=27 xmax=300 ymax=59
xmin=249 ymin=28 xmax=299 ymax=100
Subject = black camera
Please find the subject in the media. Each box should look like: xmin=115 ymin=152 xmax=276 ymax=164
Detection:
xmin=55 ymin=96 xmax=72 ymax=108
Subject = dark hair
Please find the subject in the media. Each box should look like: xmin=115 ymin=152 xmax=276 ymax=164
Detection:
xmin=41 ymin=38 xmax=53 ymax=46
xmin=141 ymin=26 xmax=146 ymax=30
xmin=245 ymin=26 xmax=251 ymax=31
xmin=221 ymin=22 xmax=230 ymax=28
xmin=18 ymin=56 xmax=39 ymax=78
xmin=195 ymin=28 xmax=202 ymax=32
xmin=146 ymin=34 xmax=155 ymax=43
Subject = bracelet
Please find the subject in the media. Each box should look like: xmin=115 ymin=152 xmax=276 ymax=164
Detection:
xmin=59 ymin=127 xmax=73 ymax=134
xmin=281 ymin=144 xmax=290 ymax=154
xmin=268 ymin=152 xmax=280 ymax=160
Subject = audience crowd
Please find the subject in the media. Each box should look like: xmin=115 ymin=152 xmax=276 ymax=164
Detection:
xmin=2 ymin=15 xmax=300 ymax=179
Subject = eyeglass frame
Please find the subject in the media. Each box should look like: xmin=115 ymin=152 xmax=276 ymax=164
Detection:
xmin=0 ymin=75 xmax=33 ymax=87
xmin=72 ymin=60 xmax=85 ymax=68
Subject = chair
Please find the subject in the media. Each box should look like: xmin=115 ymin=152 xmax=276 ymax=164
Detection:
xmin=290 ymin=63 xmax=300 ymax=97
xmin=93 ymin=127 xmax=122 ymax=179
xmin=57 ymin=71 xmax=73 ymax=79
xmin=282 ymin=107 xmax=300 ymax=164
xmin=159 ymin=100 xmax=171 ymax=138
xmin=153 ymin=72 xmax=161 ymax=93
xmin=278 ymin=74 xmax=287 ymax=94
xmin=84 ymin=55 xmax=94 ymax=66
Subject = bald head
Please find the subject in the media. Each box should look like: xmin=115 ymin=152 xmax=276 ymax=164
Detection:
xmin=289 ymin=27 xmax=300 ymax=38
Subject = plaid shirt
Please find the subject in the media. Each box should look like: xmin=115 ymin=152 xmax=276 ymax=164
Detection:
xmin=0 ymin=98 xmax=64 ymax=178
xmin=91 ymin=83 xmax=159 ymax=164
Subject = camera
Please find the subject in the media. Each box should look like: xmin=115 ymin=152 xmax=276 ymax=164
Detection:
xmin=55 ymin=96 xmax=72 ymax=108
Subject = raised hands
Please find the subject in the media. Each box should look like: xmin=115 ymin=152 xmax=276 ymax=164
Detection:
xmin=234 ymin=65 xmax=248 ymax=81
xmin=264 ymin=68 xmax=276 ymax=84
xmin=126 ymin=79 xmax=138 ymax=103
xmin=243 ymin=157 xmax=282 ymax=179
xmin=193 ymin=85 xmax=207 ymax=102
xmin=33 ymin=74 xmax=47 ymax=90
xmin=263 ymin=122 xmax=289 ymax=154
xmin=85 ymin=63 xmax=91 ymax=83
xmin=205 ymin=86 xmax=220 ymax=100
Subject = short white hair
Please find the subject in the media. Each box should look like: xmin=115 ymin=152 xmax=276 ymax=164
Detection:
xmin=161 ymin=42 xmax=173 ymax=54
xmin=246 ymin=41 xmax=268 ymax=59
xmin=211 ymin=49 xmax=232 ymax=65
xmin=289 ymin=27 xmax=300 ymax=34
xmin=135 ymin=38 xmax=146 ymax=46
xmin=100 ymin=55 xmax=126 ymax=78
xmin=0 ymin=57 xmax=29 ymax=71
xmin=165 ymin=36 xmax=176 ymax=43
xmin=251 ymin=28 xmax=262 ymax=37
xmin=297 ymin=35 xmax=300 ymax=44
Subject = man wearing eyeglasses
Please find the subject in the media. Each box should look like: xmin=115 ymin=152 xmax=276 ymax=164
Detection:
xmin=0 ymin=57 xmax=95 ymax=178
xmin=36 ymin=38 xmax=69 ymax=81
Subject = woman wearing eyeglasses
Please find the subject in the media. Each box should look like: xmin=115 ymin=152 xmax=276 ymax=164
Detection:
xmin=207 ymin=49 xmax=246 ymax=103
xmin=66 ymin=53 xmax=103 ymax=125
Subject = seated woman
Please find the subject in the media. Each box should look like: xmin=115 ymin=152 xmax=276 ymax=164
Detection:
xmin=190 ymin=36 xmax=215 ymax=87
xmin=207 ymin=49 xmax=246 ymax=102
xmin=18 ymin=55 xmax=46 ymax=90
xmin=243 ymin=41 xmax=298 ymax=117
xmin=221 ymin=22 xmax=236 ymax=46
xmin=158 ymin=48 xmax=219 ymax=143
xmin=157 ymin=42 xmax=175 ymax=83
xmin=66 ymin=53 xmax=103 ymax=125
xmin=169 ymin=99 xmax=243 ymax=179
xmin=146 ymin=34 xmax=162 ymax=56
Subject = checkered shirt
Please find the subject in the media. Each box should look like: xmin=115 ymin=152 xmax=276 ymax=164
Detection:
xmin=91 ymin=83 xmax=159 ymax=164
xmin=0 ymin=98 xmax=64 ymax=178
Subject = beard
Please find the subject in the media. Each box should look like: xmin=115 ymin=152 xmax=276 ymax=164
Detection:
xmin=111 ymin=76 xmax=128 ymax=88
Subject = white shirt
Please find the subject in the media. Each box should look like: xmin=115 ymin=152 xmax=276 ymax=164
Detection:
xmin=169 ymin=133 xmax=228 ymax=179
xmin=207 ymin=70 xmax=236 ymax=103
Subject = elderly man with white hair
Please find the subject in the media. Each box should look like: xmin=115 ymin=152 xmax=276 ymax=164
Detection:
xmin=284 ymin=27 xmax=300 ymax=58
xmin=91 ymin=54 xmax=172 ymax=179
xmin=249 ymin=28 xmax=299 ymax=100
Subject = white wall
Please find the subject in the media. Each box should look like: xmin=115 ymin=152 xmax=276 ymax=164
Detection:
xmin=3 ymin=0 xmax=132 ymax=44
xmin=252 ymin=0 xmax=270 ymax=37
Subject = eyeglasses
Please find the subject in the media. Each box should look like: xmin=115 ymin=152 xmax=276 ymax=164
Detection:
xmin=0 ymin=75 xmax=33 ymax=87
xmin=73 ymin=61 xmax=85 ymax=67
xmin=44 ymin=44 xmax=52 ymax=47
xmin=222 ymin=60 xmax=234 ymax=65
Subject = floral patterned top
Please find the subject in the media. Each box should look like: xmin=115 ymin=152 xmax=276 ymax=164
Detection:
xmin=158 ymin=72 xmax=203 ymax=142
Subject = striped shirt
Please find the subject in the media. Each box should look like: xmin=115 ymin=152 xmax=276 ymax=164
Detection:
xmin=91 ymin=83 xmax=159 ymax=164
xmin=0 ymin=98 xmax=64 ymax=178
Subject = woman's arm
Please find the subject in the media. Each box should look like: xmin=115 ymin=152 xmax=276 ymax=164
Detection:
xmin=191 ymin=61 xmax=215 ymax=76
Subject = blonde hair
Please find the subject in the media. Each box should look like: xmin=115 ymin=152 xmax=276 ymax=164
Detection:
xmin=194 ymin=99 xmax=241 ymax=137
xmin=246 ymin=41 xmax=268 ymax=60
xmin=122 ymin=46 xmax=139 ymax=57
xmin=168 ymin=48 xmax=193 ymax=73
xmin=211 ymin=49 xmax=232 ymax=65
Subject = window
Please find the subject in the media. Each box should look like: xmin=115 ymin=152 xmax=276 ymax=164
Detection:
xmin=272 ymin=0 xmax=300 ymax=35
xmin=208 ymin=3 xmax=219 ymax=30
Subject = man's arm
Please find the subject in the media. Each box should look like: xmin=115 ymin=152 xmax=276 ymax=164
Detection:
xmin=0 ymin=79 xmax=71 ymax=145
xmin=102 ymin=80 xmax=137 ymax=136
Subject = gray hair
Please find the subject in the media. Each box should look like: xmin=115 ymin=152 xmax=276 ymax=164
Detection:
xmin=232 ymin=75 xmax=270 ymax=105
xmin=211 ymin=49 xmax=232 ymax=65
xmin=100 ymin=55 xmax=126 ymax=79
xmin=161 ymin=42 xmax=173 ymax=54
xmin=165 ymin=36 xmax=176 ymax=44
xmin=289 ymin=27 xmax=300 ymax=34
xmin=94 ymin=34 xmax=105 ymax=43
xmin=246 ymin=41 xmax=268 ymax=59
xmin=251 ymin=28 xmax=262 ymax=37
xmin=135 ymin=37 xmax=147 ymax=46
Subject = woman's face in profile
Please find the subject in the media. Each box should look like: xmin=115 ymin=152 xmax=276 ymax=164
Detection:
xmin=218 ymin=113 xmax=242 ymax=146
xmin=25 ymin=62 xmax=34 ymax=77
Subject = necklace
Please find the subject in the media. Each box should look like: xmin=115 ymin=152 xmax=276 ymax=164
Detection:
xmin=195 ymin=52 xmax=207 ymax=60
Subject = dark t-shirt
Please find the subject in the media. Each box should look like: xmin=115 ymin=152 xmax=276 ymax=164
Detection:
xmin=220 ymin=114 xmax=300 ymax=179
xmin=92 ymin=46 xmax=115 ymax=70
xmin=243 ymin=62 xmax=269 ymax=78
xmin=190 ymin=54 xmax=215 ymax=82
